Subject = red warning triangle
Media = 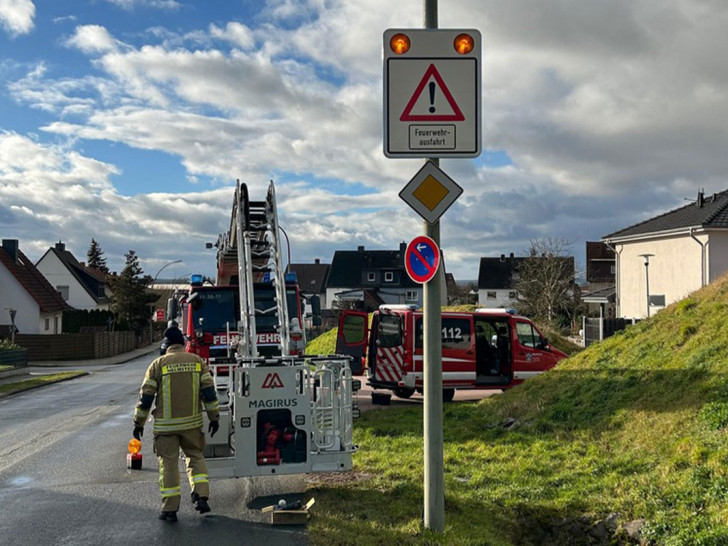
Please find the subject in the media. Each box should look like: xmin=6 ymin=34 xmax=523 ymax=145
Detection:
xmin=400 ymin=64 xmax=465 ymax=122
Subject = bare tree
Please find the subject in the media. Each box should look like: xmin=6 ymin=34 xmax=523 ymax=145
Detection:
xmin=514 ymin=237 xmax=581 ymax=328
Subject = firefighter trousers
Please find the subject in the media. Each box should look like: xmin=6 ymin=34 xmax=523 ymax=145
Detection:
xmin=154 ymin=428 xmax=210 ymax=512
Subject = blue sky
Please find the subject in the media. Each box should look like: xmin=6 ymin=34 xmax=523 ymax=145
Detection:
xmin=2 ymin=0 xmax=728 ymax=284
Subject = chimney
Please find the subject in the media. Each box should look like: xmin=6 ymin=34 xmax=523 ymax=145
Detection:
xmin=357 ymin=245 xmax=365 ymax=252
xmin=500 ymin=254 xmax=505 ymax=262
xmin=400 ymin=241 xmax=407 ymax=254
xmin=315 ymin=258 xmax=320 ymax=265
xmin=2 ymin=239 xmax=19 ymax=262
xmin=55 ymin=241 xmax=65 ymax=251
xmin=697 ymin=189 xmax=705 ymax=208
xmin=510 ymin=252 xmax=515 ymax=259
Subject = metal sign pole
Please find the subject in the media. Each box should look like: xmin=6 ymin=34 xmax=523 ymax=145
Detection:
xmin=423 ymin=0 xmax=444 ymax=533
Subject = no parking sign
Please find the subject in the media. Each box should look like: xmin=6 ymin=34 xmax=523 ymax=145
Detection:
xmin=405 ymin=236 xmax=440 ymax=284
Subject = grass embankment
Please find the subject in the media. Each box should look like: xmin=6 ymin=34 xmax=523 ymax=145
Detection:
xmin=0 ymin=371 xmax=88 ymax=396
xmin=307 ymin=280 xmax=728 ymax=545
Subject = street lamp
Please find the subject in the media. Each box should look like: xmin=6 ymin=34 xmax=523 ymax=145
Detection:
xmin=638 ymin=254 xmax=654 ymax=318
xmin=279 ymin=226 xmax=292 ymax=273
xmin=150 ymin=260 xmax=183 ymax=342
xmin=152 ymin=259 xmax=183 ymax=288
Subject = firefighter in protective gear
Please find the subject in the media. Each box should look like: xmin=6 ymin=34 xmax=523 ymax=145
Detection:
xmin=133 ymin=326 xmax=220 ymax=522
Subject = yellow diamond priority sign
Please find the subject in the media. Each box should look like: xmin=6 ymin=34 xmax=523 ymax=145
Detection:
xmin=399 ymin=161 xmax=463 ymax=224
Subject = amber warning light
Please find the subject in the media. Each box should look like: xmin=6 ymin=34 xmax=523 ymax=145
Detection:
xmin=127 ymin=438 xmax=142 ymax=469
xmin=454 ymin=33 xmax=474 ymax=55
xmin=389 ymin=33 xmax=411 ymax=55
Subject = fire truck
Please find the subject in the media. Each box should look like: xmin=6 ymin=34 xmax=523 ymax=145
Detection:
xmin=336 ymin=305 xmax=567 ymax=402
xmin=174 ymin=180 xmax=357 ymax=478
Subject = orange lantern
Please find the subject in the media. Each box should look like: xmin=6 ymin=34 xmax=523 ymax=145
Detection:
xmin=127 ymin=438 xmax=143 ymax=469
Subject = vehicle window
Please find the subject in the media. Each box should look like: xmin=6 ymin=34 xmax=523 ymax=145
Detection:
xmin=286 ymin=288 xmax=300 ymax=321
xmin=341 ymin=314 xmax=366 ymax=345
xmin=194 ymin=289 xmax=238 ymax=331
xmin=516 ymin=322 xmax=536 ymax=348
xmin=379 ymin=314 xmax=402 ymax=348
xmin=414 ymin=317 xmax=472 ymax=350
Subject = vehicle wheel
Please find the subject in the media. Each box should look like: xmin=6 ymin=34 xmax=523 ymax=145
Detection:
xmin=394 ymin=387 xmax=416 ymax=399
xmin=442 ymin=389 xmax=455 ymax=403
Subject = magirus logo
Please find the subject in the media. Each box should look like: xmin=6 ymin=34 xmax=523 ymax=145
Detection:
xmin=262 ymin=372 xmax=284 ymax=389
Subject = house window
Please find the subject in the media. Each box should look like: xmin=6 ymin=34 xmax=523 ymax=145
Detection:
xmin=487 ymin=291 xmax=496 ymax=300
xmin=57 ymin=285 xmax=69 ymax=301
xmin=406 ymin=290 xmax=417 ymax=302
xmin=367 ymin=272 xmax=376 ymax=282
xmin=508 ymin=291 xmax=518 ymax=299
xmin=45 ymin=318 xmax=50 ymax=331
xmin=384 ymin=272 xmax=394 ymax=282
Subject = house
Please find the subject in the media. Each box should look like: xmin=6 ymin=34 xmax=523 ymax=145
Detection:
xmin=287 ymin=258 xmax=330 ymax=308
xmin=325 ymin=244 xmax=446 ymax=311
xmin=477 ymin=253 xmax=523 ymax=308
xmin=0 ymin=239 xmax=71 ymax=334
xmin=603 ymin=189 xmax=728 ymax=319
xmin=581 ymin=242 xmax=616 ymax=319
xmin=36 ymin=241 xmax=110 ymax=311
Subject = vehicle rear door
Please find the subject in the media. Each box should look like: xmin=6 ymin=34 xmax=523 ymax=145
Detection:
xmin=335 ymin=311 xmax=369 ymax=375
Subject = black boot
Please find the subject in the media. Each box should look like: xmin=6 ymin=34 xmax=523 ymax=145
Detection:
xmin=159 ymin=511 xmax=178 ymax=522
xmin=191 ymin=492 xmax=211 ymax=514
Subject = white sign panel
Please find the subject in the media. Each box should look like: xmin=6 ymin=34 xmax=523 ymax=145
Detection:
xmin=384 ymin=28 xmax=481 ymax=158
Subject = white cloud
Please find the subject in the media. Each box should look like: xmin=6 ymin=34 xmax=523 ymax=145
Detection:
xmin=66 ymin=25 xmax=118 ymax=53
xmin=6 ymin=0 xmax=728 ymax=279
xmin=209 ymin=22 xmax=255 ymax=50
xmin=0 ymin=0 xmax=35 ymax=37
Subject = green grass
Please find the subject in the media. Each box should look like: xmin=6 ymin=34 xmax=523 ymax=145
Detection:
xmin=0 ymin=371 xmax=88 ymax=396
xmin=307 ymin=276 xmax=728 ymax=545
xmin=307 ymin=327 xmax=339 ymax=356
xmin=0 ymin=365 xmax=12 ymax=373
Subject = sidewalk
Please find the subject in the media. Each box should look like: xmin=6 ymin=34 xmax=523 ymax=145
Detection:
xmin=30 ymin=345 xmax=158 ymax=367
xmin=0 ymin=345 xmax=158 ymax=388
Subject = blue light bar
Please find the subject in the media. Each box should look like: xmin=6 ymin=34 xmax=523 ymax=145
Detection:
xmin=190 ymin=274 xmax=203 ymax=286
xmin=285 ymin=272 xmax=297 ymax=283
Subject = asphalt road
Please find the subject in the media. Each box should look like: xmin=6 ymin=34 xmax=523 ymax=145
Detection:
xmin=0 ymin=355 xmax=307 ymax=546
xmin=354 ymin=378 xmax=503 ymax=412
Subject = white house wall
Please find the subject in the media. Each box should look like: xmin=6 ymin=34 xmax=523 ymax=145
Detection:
xmin=478 ymin=289 xmax=517 ymax=309
xmin=0 ymin=265 xmax=41 ymax=334
xmin=707 ymin=231 xmax=728 ymax=283
xmin=36 ymin=252 xmax=96 ymax=310
xmin=616 ymin=234 xmax=705 ymax=319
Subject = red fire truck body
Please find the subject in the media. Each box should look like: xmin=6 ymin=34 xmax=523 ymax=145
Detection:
xmin=337 ymin=305 xmax=567 ymax=401
xmin=182 ymin=279 xmax=305 ymax=370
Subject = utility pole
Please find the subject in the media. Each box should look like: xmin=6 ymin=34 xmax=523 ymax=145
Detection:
xmin=422 ymin=0 xmax=444 ymax=534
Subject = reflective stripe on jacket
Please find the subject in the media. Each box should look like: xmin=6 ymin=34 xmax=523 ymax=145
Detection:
xmin=133 ymin=345 xmax=219 ymax=433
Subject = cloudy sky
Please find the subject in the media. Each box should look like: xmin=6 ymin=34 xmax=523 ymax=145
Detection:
xmin=1 ymin=0 xmax=726 ymax=284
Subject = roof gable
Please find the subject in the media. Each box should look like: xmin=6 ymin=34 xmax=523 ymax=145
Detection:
xmin=478 ymin=256 xmax=528 ymax=289
xmin=327 ymin=246 xmax=418 ymax=289
xmin=605 ymin=189 xmax=728 ymax=240
xmin=0 ymin=243 xmax=71 ymax=313
xmin=288 ymin=262 xmax=330 ymax=294
xmin=39 ymin=243 xmax=109 ymax=304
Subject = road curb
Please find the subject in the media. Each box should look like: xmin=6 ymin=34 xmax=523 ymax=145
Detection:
xmin=0 ymin=370 xmax=89 ymax=399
